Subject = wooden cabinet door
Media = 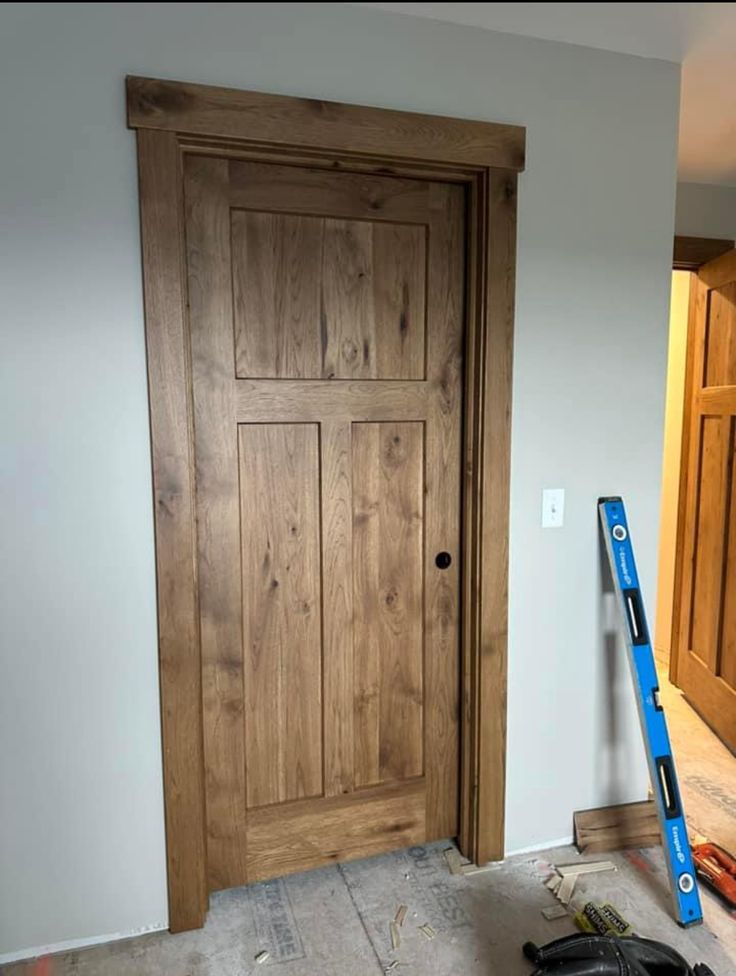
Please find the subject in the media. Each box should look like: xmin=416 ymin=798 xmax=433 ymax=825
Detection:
xmin=183 ymin=156 xmax=464 ymax=891
xmin=675 ymin=250 xmax=736 ymax=752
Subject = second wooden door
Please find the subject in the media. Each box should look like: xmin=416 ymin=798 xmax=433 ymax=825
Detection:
xmin=184 ymin=156 xmax=465 ymax=890
xmin=674 ymin=249 xmax=736 ymax=752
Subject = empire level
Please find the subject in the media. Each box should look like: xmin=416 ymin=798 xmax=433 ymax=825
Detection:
xmin=598 ymin=496 xmax=703 ymax=927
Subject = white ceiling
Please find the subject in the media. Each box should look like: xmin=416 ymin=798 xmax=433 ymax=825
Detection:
xmin=353 ymin=3 xmax=736 ymax=186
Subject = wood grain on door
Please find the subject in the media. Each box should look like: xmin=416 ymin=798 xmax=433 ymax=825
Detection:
xmin=675 ymin=250 xmax=736 ymax=753
xmin=184 ymin=156 xmax=465 ymax=889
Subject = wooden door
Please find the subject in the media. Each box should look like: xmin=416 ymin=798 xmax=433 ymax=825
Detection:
xmin=183 ymin=156 xmax=464 ymax=890
xmin=674 ymin=250 xmax=736 ymax=752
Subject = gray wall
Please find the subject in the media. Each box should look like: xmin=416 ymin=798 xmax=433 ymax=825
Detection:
xmin=0 ymin=2 xmax=680 ymax=959
xmin=676 ymin=181 xmax=736 ymax=239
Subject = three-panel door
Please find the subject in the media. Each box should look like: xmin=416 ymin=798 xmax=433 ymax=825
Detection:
xmin=675 ymin=249 xmax=736 ymax=753
xmin=184 ymin=155 xmax=465 ymax=890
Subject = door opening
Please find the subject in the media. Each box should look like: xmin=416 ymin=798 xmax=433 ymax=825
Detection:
xmin=658 ymin=244 xmax=736 ymax=753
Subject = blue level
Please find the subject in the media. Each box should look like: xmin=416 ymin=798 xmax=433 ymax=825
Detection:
xmin=598 ymin=497 xmax=703 ymax=927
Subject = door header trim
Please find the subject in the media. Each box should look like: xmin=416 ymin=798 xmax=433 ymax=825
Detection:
xmin=127 ymin=76 xmax=525 ymax=172
xmin=673 ymin=235 xmax=734 ymax=272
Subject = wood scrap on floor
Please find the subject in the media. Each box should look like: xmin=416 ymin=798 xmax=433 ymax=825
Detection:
xmin=443 ymin=844 xmax=497 ymax=877
xmin=556 ymin=874 xmax=576 ymax=905
xmin=443 ymin=847 xmax=467 ymax=875
xmin=574 ymin=800 xmax=660 ymax=854
xmin=389 ymin=920 xmax=401 ymax=950
xmin=394 ymin=904 xmax=408 ymax=927
xmin=542 ymin=904 xmax=569 ymax=920
xmin=254 ymin=950 xmax=270 ymax=964
xmin=543 ymin=859 xmax=617 ymax=909
xmin=545 ymin=874 xmax=562 ymax=894
xmin=418 ymin=923 xmax=436 ymax=941
xmin=556 ymin=860 xmax=616 ymax=877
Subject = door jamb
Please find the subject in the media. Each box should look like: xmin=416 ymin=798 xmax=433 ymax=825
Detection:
xmin=668 ymin=235 xmax=734 ymax=687
xmin=127 ymin=76 xmax=525 ymax=932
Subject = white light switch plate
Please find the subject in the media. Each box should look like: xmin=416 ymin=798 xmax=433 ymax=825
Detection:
xmin=542 ymin=488 xmax=565 ymax=528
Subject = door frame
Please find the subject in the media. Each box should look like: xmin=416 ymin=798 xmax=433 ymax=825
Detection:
xmin=669 ymin=235 xmax=734 ymax=687
xmin=127 ymin=75 xmax=525 ymax=932
xmin=672 ymin=235 xmax=734 ymax=272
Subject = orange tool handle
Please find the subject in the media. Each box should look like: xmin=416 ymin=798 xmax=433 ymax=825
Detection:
xmin=692 ymin=843 xmax=736 ymax=907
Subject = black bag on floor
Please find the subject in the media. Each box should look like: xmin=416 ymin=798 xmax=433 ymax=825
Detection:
xmin=522 ymin=933 xmax=716 ymax=975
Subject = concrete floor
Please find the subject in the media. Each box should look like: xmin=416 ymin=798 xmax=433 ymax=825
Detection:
xmin=4 ymin=675 xmax=734 ymax=976
xmin=3 ymin=840 xmax=735 ymax=976
xmin=660 ymin=675 xmax=736 ymax=855
xmin=658 ymin=671 xmax=736 ymax=957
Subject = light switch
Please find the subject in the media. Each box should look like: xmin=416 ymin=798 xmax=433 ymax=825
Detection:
xmin=542 ymin=488 xmax=565 ymax=528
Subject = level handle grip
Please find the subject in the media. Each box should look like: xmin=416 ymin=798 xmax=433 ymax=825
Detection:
xmin=623 ymin=588 xmax=649 ymax=646
xmin=656 ymin=756 xmax=682 ymax=820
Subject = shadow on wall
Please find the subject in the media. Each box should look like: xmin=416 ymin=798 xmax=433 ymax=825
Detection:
xmin=597 ymin=523 xmax=627 ymax=806
xmin=594 ymin=505 xmax=649 ymax=808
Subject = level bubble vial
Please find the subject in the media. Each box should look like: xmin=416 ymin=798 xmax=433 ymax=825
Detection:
xmin=678 ymin=873 xmax=694 ymax=894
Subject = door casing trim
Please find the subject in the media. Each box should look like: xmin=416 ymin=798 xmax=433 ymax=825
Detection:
xmin=128 ymin=75 xmax=524 ymax=932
